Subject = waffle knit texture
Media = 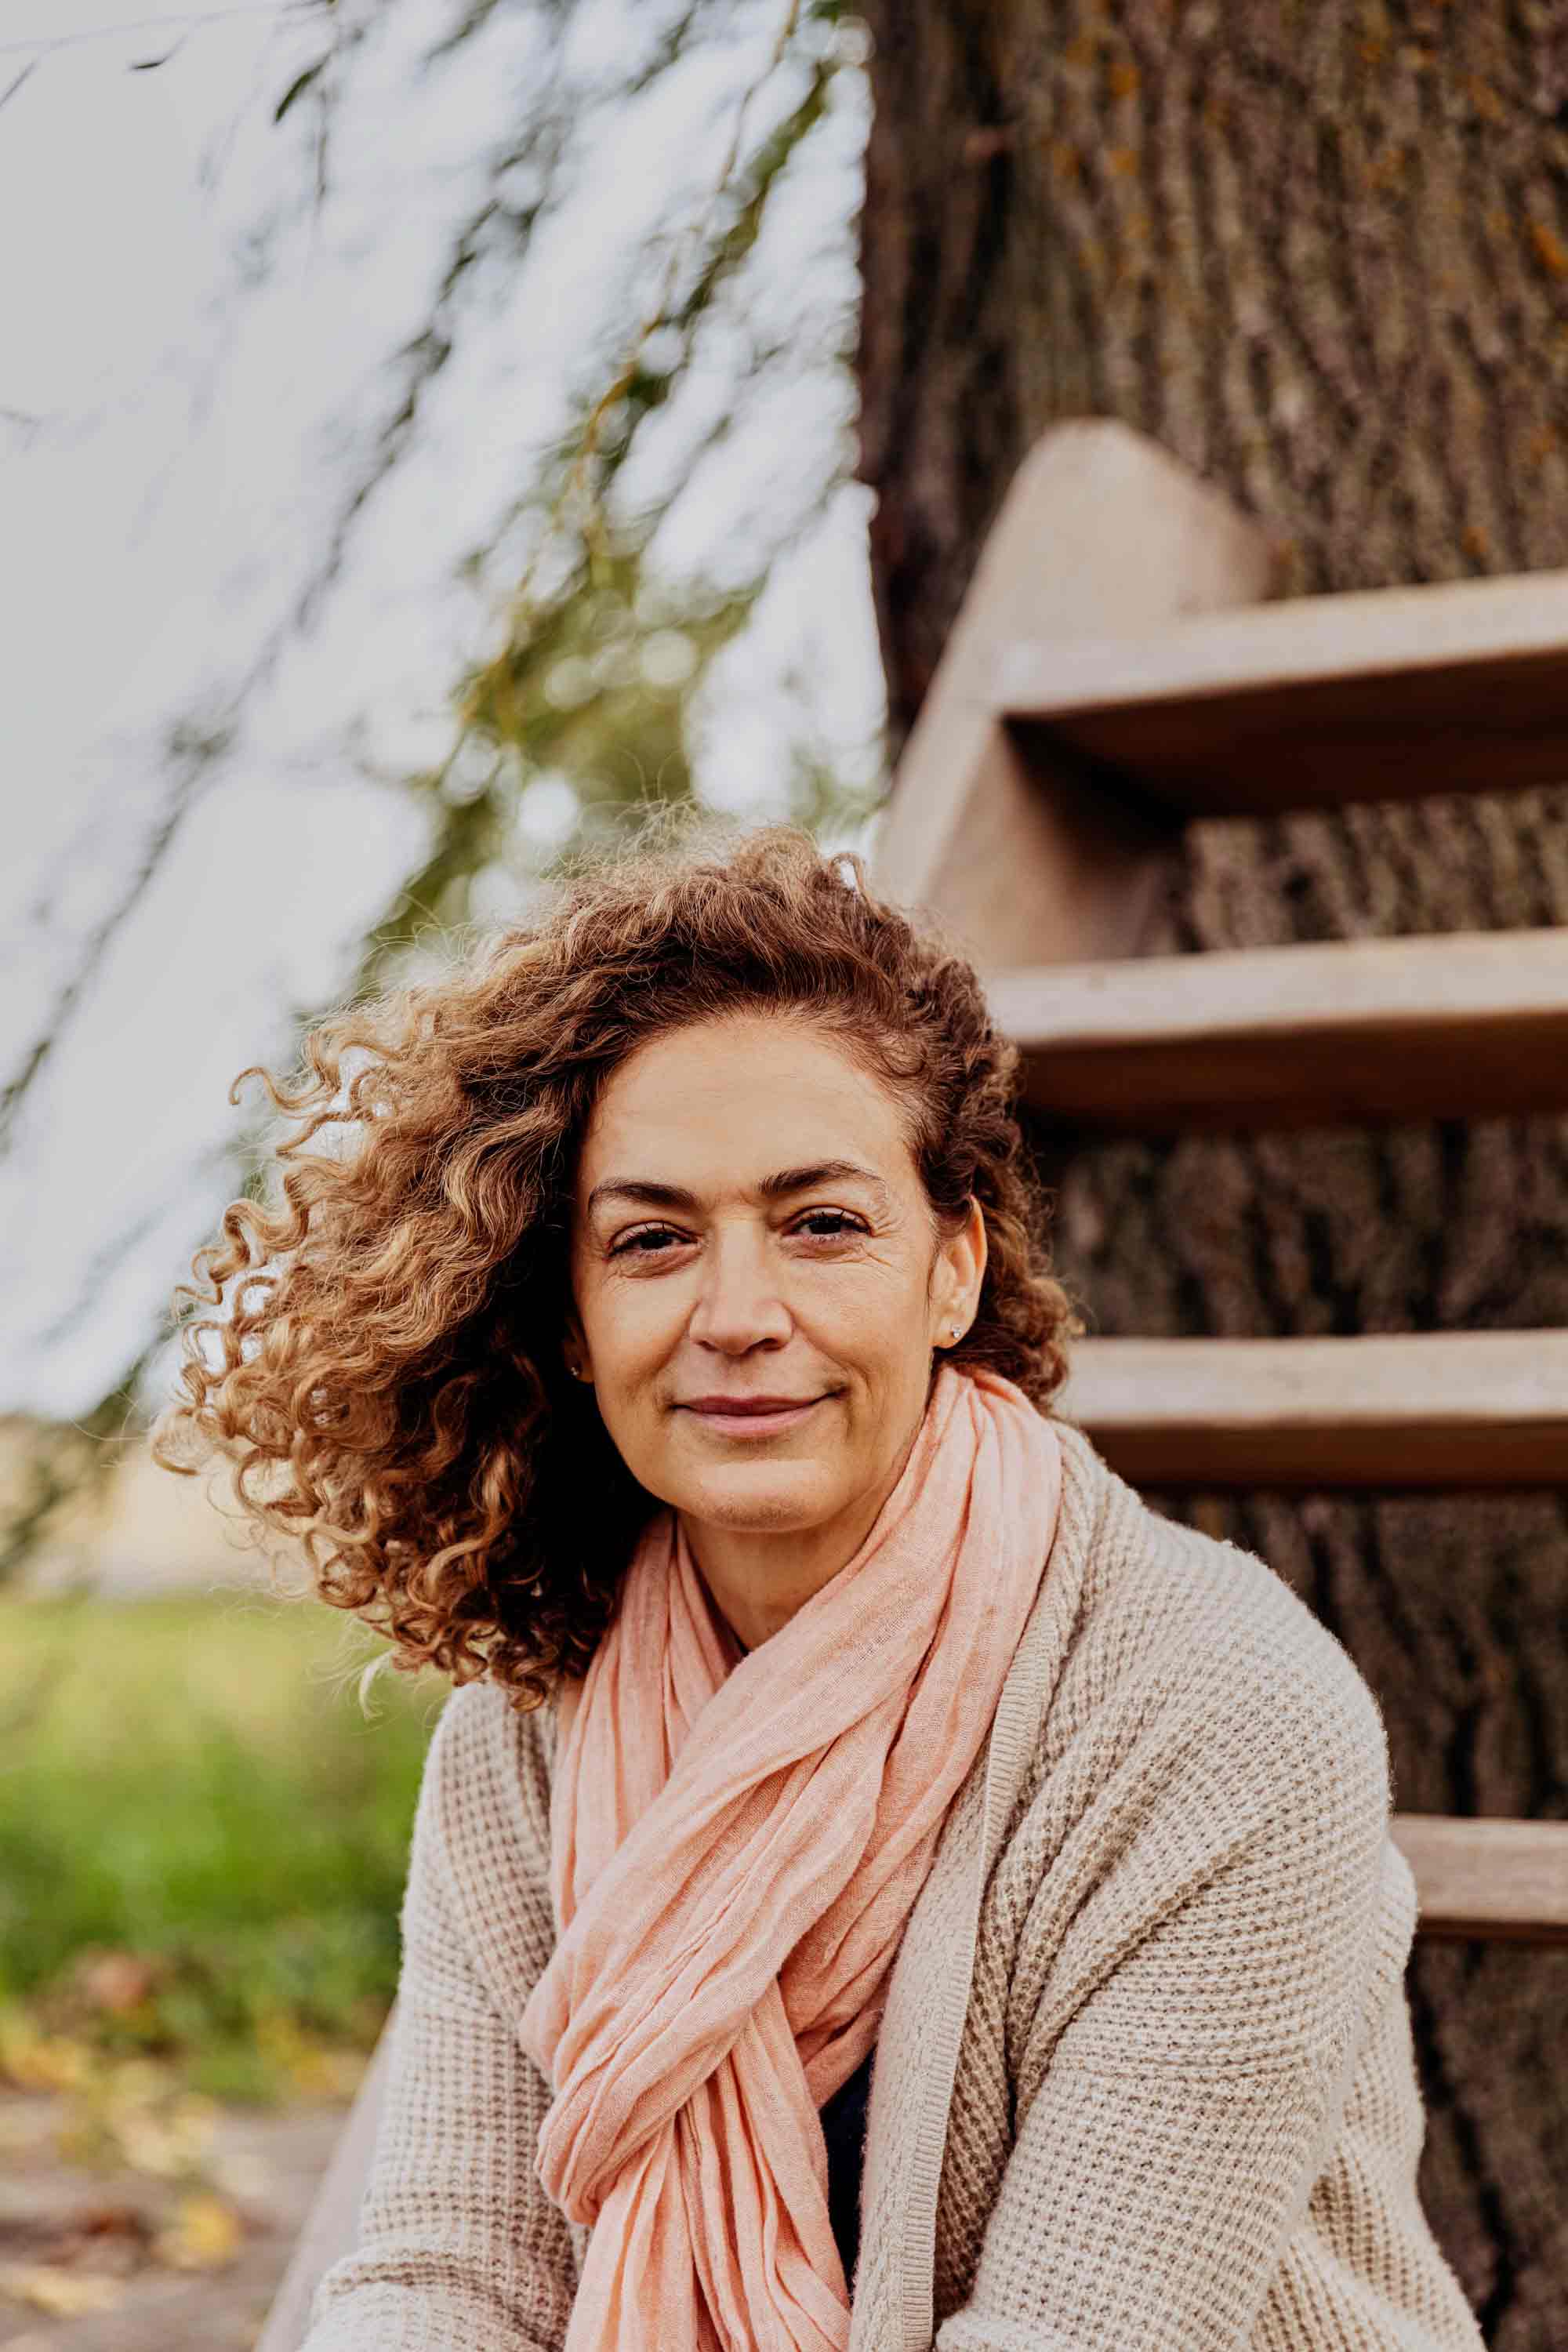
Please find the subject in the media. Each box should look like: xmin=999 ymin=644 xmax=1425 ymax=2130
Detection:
xmin=301 ymin=1417 xmax=1484 ymax=2352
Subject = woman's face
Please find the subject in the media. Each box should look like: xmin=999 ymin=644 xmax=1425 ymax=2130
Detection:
xmin=566 ymin=1011 xmax=985 ymax=1635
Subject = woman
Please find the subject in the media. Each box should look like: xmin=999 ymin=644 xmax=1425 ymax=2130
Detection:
xmin=157 ymin=817 xmax=1483 ymax=2352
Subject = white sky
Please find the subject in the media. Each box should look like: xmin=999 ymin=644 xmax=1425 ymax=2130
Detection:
xmin=0 ymin=0 xmax=886 ymax=1421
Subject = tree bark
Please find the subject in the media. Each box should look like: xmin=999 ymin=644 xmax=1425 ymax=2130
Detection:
xmin=856 ymin=5 xmax=1568 ymax=2341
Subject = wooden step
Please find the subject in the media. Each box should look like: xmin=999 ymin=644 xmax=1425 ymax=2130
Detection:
xmin=869 ymin=420 xmax=1277 ymax=972
xmin=996 ymin=564 xmax=1568 ymax=818
xmin=988 ymin=926 xmax=1568 ymax=1132
xmin=1055 ymin=1331 xmax=1568 ymax=1486
xmin=1394 ymin=1816 xmax=1568 ymax=1945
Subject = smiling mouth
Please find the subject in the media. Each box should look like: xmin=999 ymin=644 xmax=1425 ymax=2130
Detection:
xmin=683 ymin=1397 xmax=828 ymax=1435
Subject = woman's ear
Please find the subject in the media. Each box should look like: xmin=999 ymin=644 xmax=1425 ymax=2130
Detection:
xmin=937 ymin=1197 xmax=986 ymax=1334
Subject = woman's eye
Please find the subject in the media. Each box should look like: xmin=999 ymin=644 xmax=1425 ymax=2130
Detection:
xmin=609 ymin=1210 xmax=865 ymax=1258
xmin=610 ymin=1228 xmax=678 ymax=1258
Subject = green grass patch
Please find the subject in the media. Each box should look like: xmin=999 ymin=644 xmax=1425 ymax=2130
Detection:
xmin=0 ymin=1592 xmax=445 ymax=2103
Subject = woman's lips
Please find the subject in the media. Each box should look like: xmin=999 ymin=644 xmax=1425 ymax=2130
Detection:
xmin=684 ymin=1397 xmax=826 ymax=1437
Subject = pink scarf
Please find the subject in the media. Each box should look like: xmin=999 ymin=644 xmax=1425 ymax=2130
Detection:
xmin=518 ymin=1362 xmax=1065 ymax=2352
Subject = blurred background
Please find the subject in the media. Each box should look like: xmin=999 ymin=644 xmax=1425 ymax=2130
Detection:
xmin=2 ymin=5 xmax=883 ymax=2341
xmin=2 ymin=1 xmax=1566 ymax=2344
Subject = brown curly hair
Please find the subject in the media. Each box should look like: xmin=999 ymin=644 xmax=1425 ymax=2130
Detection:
xmin=152 ymin=811 xmax=1084 ymax=1713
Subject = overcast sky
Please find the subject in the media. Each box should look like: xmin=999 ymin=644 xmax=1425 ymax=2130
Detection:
xmin=0 ymin=0 xmax=885 ymax=1423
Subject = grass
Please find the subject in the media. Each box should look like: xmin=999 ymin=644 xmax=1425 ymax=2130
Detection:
xmin=0 ymin=1591 xmax=445 ymax=2105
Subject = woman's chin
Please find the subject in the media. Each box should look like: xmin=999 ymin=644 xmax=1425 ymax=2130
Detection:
xmin=677 ymin=1466 xmax=834 ymax=1528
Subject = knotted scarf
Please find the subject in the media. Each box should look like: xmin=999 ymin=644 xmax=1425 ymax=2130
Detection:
xmin=517 ymin=1361 xmax=1065 ymax=2352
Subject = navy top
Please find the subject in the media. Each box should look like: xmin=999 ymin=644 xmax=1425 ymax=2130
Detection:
xmin=819 ymin=2039 xmax=876 ymax=2291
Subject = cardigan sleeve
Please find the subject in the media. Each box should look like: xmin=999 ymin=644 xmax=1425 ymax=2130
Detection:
xmin=933 ymin=1639 xmax=1396 ymax=2352
xmin=299 ymin=1697 xmax=578 ymax=2352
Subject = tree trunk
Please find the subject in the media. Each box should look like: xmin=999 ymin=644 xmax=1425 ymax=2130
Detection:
xmin=855 ymin=5 xmax=1568 ymax=2341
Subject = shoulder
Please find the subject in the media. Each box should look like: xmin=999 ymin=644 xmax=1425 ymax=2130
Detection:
xmin=1049 ymin=1422 xmax=1392 ymax=1825
xmin=423 ymin=1675 xmax=555 ymax=1806
xmin=1000 ymin=1432 xmax=1398 ymax=2072
xmin=417 ymin=1678 xmax=558 ymax=1867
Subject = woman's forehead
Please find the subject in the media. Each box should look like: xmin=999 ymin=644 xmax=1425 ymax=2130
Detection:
xmin=588 ymin=1022 xmax=886 ymax=1131
xmin=575 ymin=1034 xmax=913 ymax=1210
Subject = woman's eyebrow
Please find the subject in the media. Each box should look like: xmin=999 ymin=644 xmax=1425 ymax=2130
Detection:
xmin=586 ymin=1162 xmax=893 ymax=1217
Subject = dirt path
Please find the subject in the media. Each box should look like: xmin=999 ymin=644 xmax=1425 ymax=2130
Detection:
xmin=0 ymin=2088 xmax=343 ymax=2350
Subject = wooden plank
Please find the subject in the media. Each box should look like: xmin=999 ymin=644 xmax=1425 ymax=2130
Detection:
xmin=1394 ymin=1816 xmax=1568 ymax=1945
xmin=1054 ymin=1330 xmax=1568 ymax=1487
xmin=995 ymin=564 xmax=1568 ymax=817
xmin=986 ymin=926 xmax=1568 ymax=1132
xmin=869 ymin=419 xmax=1276 ymax=967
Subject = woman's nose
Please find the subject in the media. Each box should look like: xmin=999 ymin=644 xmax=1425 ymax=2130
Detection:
xmin=687 ymin=1227 xmax=792 ymax=1344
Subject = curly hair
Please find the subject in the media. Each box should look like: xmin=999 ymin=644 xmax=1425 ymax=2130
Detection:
xmin=152 ymin=811 xmax=1085 ymax=1713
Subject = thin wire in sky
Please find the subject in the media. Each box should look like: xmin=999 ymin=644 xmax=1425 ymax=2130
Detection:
xmin=0 ymin=2 xmax=331 ymax=61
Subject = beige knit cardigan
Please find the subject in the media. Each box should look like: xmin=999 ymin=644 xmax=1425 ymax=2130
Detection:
xmin=299 ymin=1421 xmax=1483 ymax=2352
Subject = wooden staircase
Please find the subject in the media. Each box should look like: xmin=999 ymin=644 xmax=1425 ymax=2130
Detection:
xmin=869 ymin=418 xmax=1568 ymax=1949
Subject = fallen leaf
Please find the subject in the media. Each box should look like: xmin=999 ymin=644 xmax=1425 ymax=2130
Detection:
xmin=151 ymin=2190 xmax=245 ymax=2271
xmin=0 ymin=2260 xmax=128 ymax=2316
xmin=72 ymin=1951 xmax=163 ymax=2016
xmin=0 ymin=2013 xmax=90 ymax=2093
xmin=110 ymin=2092 xmax=220 ymax=2180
